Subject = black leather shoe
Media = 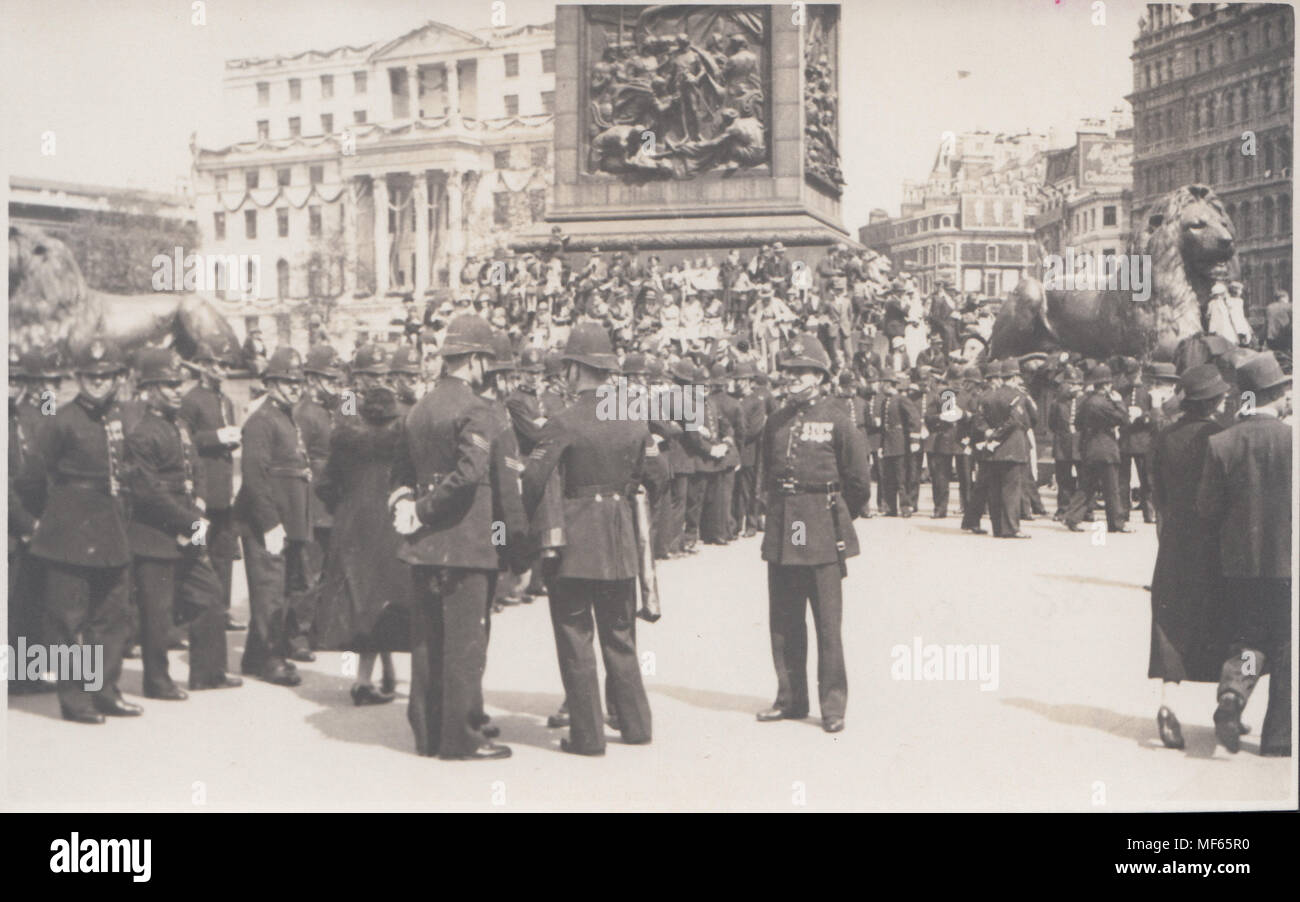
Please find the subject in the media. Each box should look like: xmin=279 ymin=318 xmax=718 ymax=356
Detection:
xmin=167 ymin=638 xmax=190 ymax=651
xmin=756 ymin=707 xmax=806 ymax=722
xmin=931 ymin=513 xmax=946 ymax=519
xmin=1007 ymin=532 xmax=1032 ymax=539
xmin=225 ymin=616 xmax=247 ymax=631
xmin=444 ymin=743 xmax=512 ymax=761
xmin=1157 ymin=706 xmax=1185 ymax=749
xmin=145 ymin=685 xmax=189 ymax=701
xmin=351 ymin=683 xmax=394 ymax=706
xmin=546 ymin=711 xmax=571 ymax=728
xmin=94 ymin=696 xmax=144 ymax=717
xmin=1110 ymin=526 xmax=1135 ymax=534
xmin=823 ymin=717 xmax=845 ymax=733
xmin=263 ymin=664 xmax=303 ymax=687
xmin=61 ymin=708 xmax=106 ymax=725
xmin=190 ymin=674 xmax=243 ymax=690
xmin=1065 ymin=522 xmax=1085 ymax=532
xmin=560 ymin=738 xmax=605 ymax=756
xmin=963 ymin=527 xmax=988 ymax=535
xmin=1213 ymin=693 xmax=1244 ymax=753
xmin=288 ymin=648 xmax=316 ymax=663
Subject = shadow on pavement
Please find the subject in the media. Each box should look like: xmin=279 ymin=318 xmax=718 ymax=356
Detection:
xmin=1038 ymin=573 xmax=1146 ymax=591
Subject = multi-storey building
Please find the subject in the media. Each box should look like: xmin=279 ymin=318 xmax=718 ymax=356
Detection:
xmin=190 ymin=19 xmax=555 ymax=345
xmin=1130 ymin=2 xmax=1293 ymax=319
xmin=1032 ymin=114 xmax=1135 ymax=266
xmin=858 ymin=130 xmax=1047 ymax=298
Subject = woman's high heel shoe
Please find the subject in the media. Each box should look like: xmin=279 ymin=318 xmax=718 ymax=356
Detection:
xmin=1157 ymin=706 xmax=1185 ymax=749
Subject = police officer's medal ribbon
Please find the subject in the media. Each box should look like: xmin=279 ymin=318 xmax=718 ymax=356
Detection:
xmin=105 ymin=415 xmax=126 ymax=497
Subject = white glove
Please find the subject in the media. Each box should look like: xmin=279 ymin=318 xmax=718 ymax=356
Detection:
xmin=263 ymin=524 xmax=286 ymax=555
xmin=709 ymin=443 xmax=728 ymax=459
xmin=217 ymin=425 xmax=242 ymax=445
xmin=393 ymin=499 xmax=421 ymax=536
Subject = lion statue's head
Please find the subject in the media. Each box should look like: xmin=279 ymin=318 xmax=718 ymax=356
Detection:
xmin=8 ymin=226 xmax=96 ymax=353
xmin=1138 ymin=184 xmax=1238 ymax=357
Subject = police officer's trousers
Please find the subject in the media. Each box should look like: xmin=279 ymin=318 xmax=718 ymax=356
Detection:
xmin=1218 ymin=577 xmax=1291 ymax=756
xmin=929 ymin=453 xmax=954 ymax=517
xmin=408 ymin=566 xmax=494 ymax=758
xmin=42 ymin=562 xmax=131 ymax=714
xmin=767 ymin=562 xmax=846 ymax=720
xmin=878 ymin=454 xmax=904 ymax=515
xmin=548 ymin=576 xmax=652 ymax=754
xmin=239 ymin=526 xmax=305 ymax=675
xmin=985 ymin=460 xmax=1023 ymax=537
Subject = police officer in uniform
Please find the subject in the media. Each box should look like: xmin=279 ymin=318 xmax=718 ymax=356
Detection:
xmin=976 ymin=359 xmax=1032 ymax=538
xmin=9 ymin=346 xmax=62 ymax=693
xmin=756 ymin=333 xmax=870 ymax=733
xmin=20 ymin=339 xmax=139 ymax=723
xmin=235 ymin=347 xmax=313 ymax=686
xmin=1064 ymin=364 xmax=1133 ymax=534
xmin=522 ymin=323 xmax=654 ymax=756
xmin=389 ymin=344 xmax=424 ymax=415
xmin=126 ymin=348 xmax=240 ymax=698
xmin=292 ymin=344 xmax=345 ymax=661
xmin=180 ymin=341 xmax=244 ymax=631
xmin=1048 ymin=367 xmax=1084 ymax=520
xmin=390 ymin=314 xmax=512 ymax=760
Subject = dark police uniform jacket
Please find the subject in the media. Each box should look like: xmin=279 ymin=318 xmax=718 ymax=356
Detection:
xmin=485 ymin=396 xmax=534 ymax=573
xmin=126 ymin=408 xmax=205 ymax=560
xmin=234 ymin=397 xmax=312 ymax=542
xmin=10 ymin=397 xmax=49 ymax=545
xmin=390 ymin=376 xmax=501 ymax=571
xmin=878 ymin=393 xmax=917 ymax=458
xmin=738 ymin=393 xmax=767 ymax=468
xmin=760 ymin=395 xmax=871 ymax=567
xmin=20 ymin=394 xmax=131 ymax=568
xmin=180 ymin=384 xmax=236 ymax=510
xmin=1118 ymin=381 xmax=1154 ymax=456
xmin=521 ymin=389 xmax=649 ymax=581
xmin=925 ymin=384 xmax=962 ymax=455
xmin=296 ymin=395 xmax=337 ymax=530
xmin=1076 ymin=390 xmax=1129 ymax=464
xmin=1049 ymin=395 xmax=1082 ymax=462
xmin=976 ymin=386 xmax=1031 ymax=463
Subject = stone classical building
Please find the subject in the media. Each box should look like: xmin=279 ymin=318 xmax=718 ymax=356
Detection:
xmin=191 ymin=19 xmax=555 ymax=345
xmin=858 ymin=130 xmax=1047 ymax=297
xmin=1032 ymin=114 xmax=1135 ymax=264
xmin=1130 ymin=3 xmax=1293 ymax=318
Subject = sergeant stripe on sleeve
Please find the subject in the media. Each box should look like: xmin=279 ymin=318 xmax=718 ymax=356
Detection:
xmin=505 ymin=456 xmax=525 ymax=472
xmin=469 ymin=433 xmax=491 ymax=452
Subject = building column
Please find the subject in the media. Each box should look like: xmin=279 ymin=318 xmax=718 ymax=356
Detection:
xmin=373 ymin=174 xmax=390 ymax=297
xmin=413 ymin=171 xmax=430 ymax=294
xmin=445 ymin=169 xmax=464 ymax=288
xmin=407 ymin=64 xmax=420 ymax=119
xmin=343 ymin=177 xmax=359 ymax=297
xmin=445 ymin=60 xmax=460 ymax=119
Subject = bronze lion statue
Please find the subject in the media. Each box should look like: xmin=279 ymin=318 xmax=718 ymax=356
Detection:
xmin=990 ymin=184 xmax=1237 ymax=361
xmin=8 ymin=224 xmax=243 ymax=365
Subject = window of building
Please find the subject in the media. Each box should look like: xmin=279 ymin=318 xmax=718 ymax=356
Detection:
xmin=1144 ymin=64 xmax=1151 ymax=88
xmin=494 ymin=149 xmax=511 ymax=169
xmin=1165 ymin=58 xmax=1173 ymax=82
xmin=310 ymin=165 xmax=324 ymax=185
xmin=984 ymin=272 xmax=999 ymax=296
xmin=215 ymin=173 xmax=228 ymax=192
xmin=1165 ymin=108 xmax=1174 ymax=136
xmin=353 ymin=109 xmax=367 ymax=124
xmin=276 ymin=264 xmax=290 ymax=302
xmin=213 ymin=212 xmax=225 ymax=240
xmin=245 ymin=209 xmax=257 ymax=238
xmin=530 ymin=144 xmax=548 ymax=167
xmin=1262 ymin=197 xmax=1275 ymax=235
xmin=1241 ymin=86 xmax=1251 ymax=119
xmin=354 ymin=71 xmax=367 ymax=94
xmin=1262 ymin=77 xmax=1274 ymax=113
xmin=1238 ymin=201 xmax=1251 ymax=238
xmin=986 ymin=245 xmax=997 ymax=263
xmin=1226 ymin=146 xmax=1236 ymax=181
xmin=320 ymin=113 xmax=333 ymax=134
xmin=504 ymin=94 xmax=519 ymax=116
xmin=940 ymin=244 xmax=952 ymax=262
xmin=276 ymin=208 xmax=289 ymax=237
xmin=541 ymin=91 xmax=555 ymax=114
xmin=257 ymin=82 xmax=269 ymax=105
xmin=1194 ymin=47 xmax=1202 ymax=72
xmin=529 ymin=188 xmax=546 ymax=222
xmin=1206 ymin=95 xmax=1215 ymax=128
xmin=1243 ymin=147 xmax=1254 ymax=178
xmin=1242 ymin=29 xmax=1250 ymax=55
xmin=941 ymin=215 xmax=952 ymax=228
xmin=1225 ymin=91 xmax=1234 ymax=122
xmin=1280 ymin=195 xmax=1291 ymax=235
xmin=321 ymin=74 xmax=333 ymax=99
xmin=504 ymin=53 xmax=519 ymax=78
xmin=309 ymin=205 xmax=321 ymax=237
xmin=541 ymin=49 xmax=555 ymax=73
xmin=289 ymin=78 xmax=301 ymax=102
xmin=277 ymin=167 xmax=291 ymax=187
xmin=308 ymin=254 xmax=323 ymax=297
xmin=1207 ymin=41 xmax=1216 ymax=66
xmin=245 ymin=169 xmax=260 ymax=189
xmin=1206 ymin=152 xmax=1217 ymax=184
xmin=1193 ymin=156 xmax=1203 ymax=182
xmin=1103 ymin=205 xmax=1117 ymax=227
xmin=1227 ymin=34 xmax=1236 ymax=60
xmin=288 ymin=117 xmax=301 ymax=137
xmin=257 ymin=120 xmax=269 ymax=141
xmin=493 ymin=191 xmax=510 ymax=226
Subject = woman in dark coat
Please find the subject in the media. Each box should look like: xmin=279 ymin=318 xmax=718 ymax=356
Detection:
xmin=311 ymin=345 xmax=412 ymax=705
xmin=1147 ymin=364 xmax=1232 ymax=748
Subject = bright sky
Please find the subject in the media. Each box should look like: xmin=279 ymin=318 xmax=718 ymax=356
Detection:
xmin=0 ymin=0 xmax=1143 ymax=229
